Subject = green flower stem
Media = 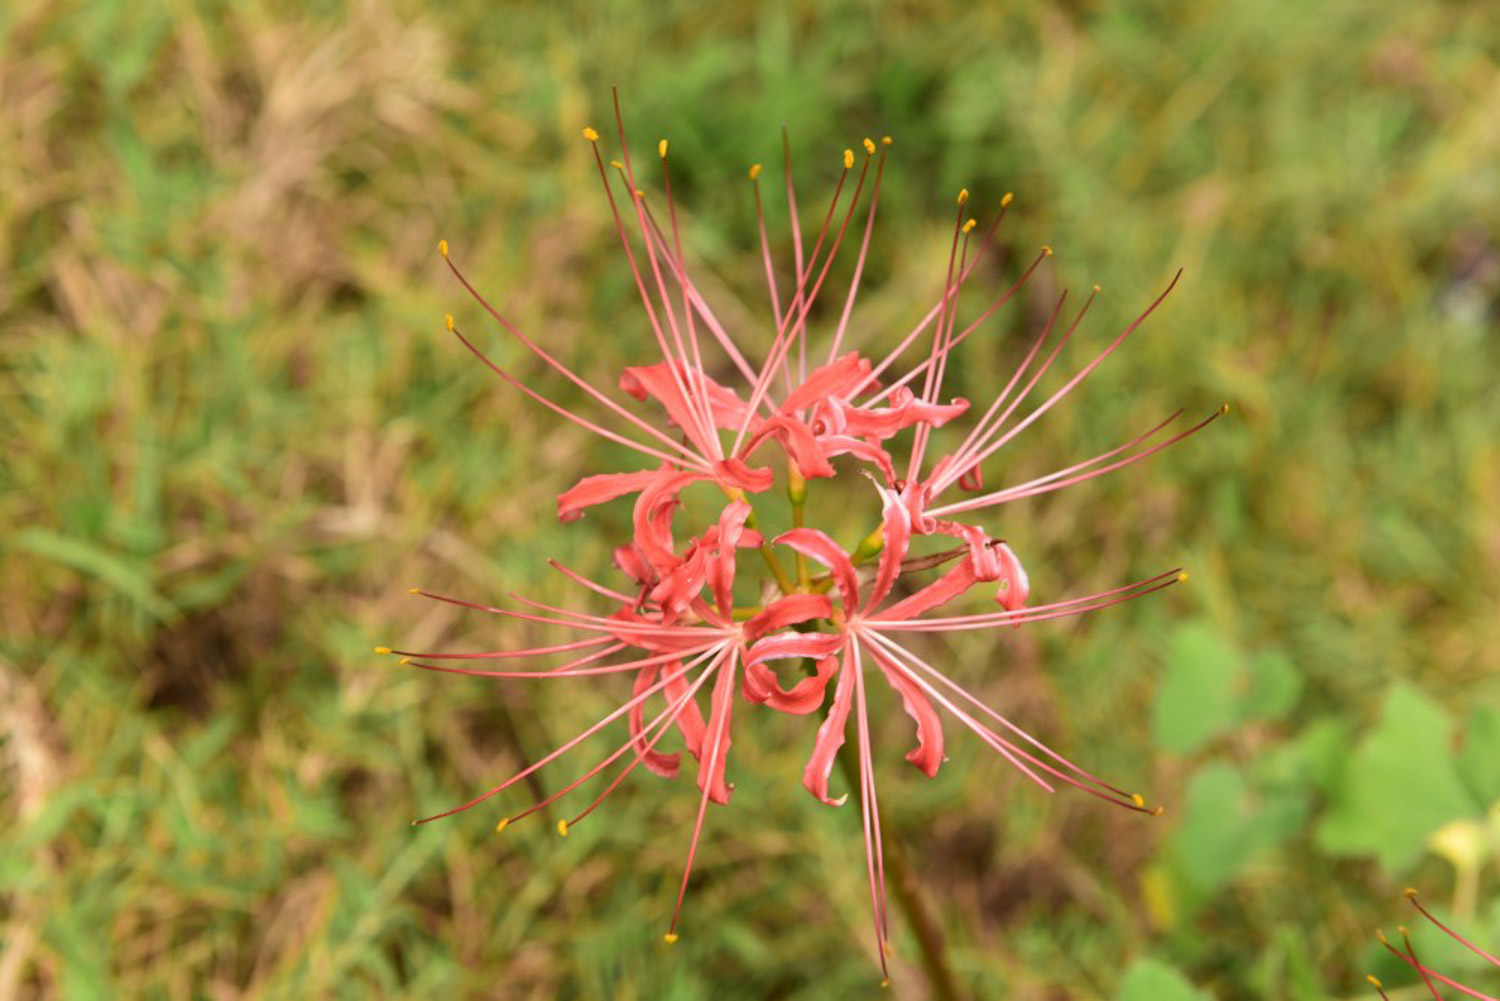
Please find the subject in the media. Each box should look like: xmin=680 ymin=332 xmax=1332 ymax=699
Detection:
xmin=788 ymin=460 xmax=811 ymax=588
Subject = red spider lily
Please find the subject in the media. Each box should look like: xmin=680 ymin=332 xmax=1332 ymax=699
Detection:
xmin=1369 ymin=889 xmax=1499 ymax=1001
xmin=397 ymin=88 xmax=1219 ymax=972
xmin=741 ymin=483 xmax=1175 ymax=977
xmin=391 ymin=501 xmax=835 ymax=937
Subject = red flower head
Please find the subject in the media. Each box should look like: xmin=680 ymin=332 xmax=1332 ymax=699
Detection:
xmin=385 ymin=90 xmax=1222 ymax=977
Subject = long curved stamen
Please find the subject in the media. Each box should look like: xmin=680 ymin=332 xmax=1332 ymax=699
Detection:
xmin=907 ymin=197 xmax=974 ymax=482
xmin=853 ymin=205 xmax=1033 ymax=403
xmin=862 ymin=630 xmax=1157 ymax=812
xmin=660 ymin=138 xmax=721 ymax=457
xmin=495 ymin=647 xmax=725 ymax=831
xmin=413 ymin=643 xmax=725 ymax=824
xmin=861 ymin=629 xmax=1138 ymax=802
xmin=851 ymin=642 xmax=893 ymax=978
xmin=607 ymin=98 xmax=722 ymax=461
xmin=626 ymin=186 xmax=762 ymax=388
xmin=868 ymin=569 xmax=1185 ymax=630
xmin=668 ymin=646 xmax=740 ymax=938
xmin=385 ymin=634 xmax=614 ymax=662
xmin=930 ymin=405 xmax=1228 ymax=516
xmin=1405 ymin=888 xmax=1500 ymax=967
xmin=934 ymin=282 xmax=1099 ymax=493
xmin=731 ymin=146 xmax=872 ymax=450
xmin=750 ymin=163 xmax=786 ymax=332
xmin=438 ymin=265 xmax=708 ymax=471
xmin=401 ymin=643 xmax=716 ymax=681
xmin=588 ymin=129 xmax=719 ymax=461
xmin=828 ymin=138 xmax=889 ymax=363
xmin=942 ymin=272 xmax=1182 ymax=492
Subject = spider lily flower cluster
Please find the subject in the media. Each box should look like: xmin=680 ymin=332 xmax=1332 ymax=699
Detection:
xmin=384 ymin=97 xmax=1221 ymax=976
xmin=1369 ymin=889 xmax=1499 ymax=1001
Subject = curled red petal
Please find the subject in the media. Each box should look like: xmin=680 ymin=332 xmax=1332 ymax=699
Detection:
xmin=557 ymin=468 xmax=666 ymax=523
xmin=631 ymin=469 xmax=708 ymax=571
xmin=630 ymin=663 xmax=682 ymax=778
xmin=818 ymin=435 xmax=896 ymax=484
xmin=662 ymin=660 xmax=706 ymax=760
xmin=744 ymin=655 xmax=839 ymax=715
xmin=935 ymin=520 xmax=1003 ymax=582
xmin=612 ymin=544 xmax=650 ymax=585
xmin=714 ymin=456 xmax=775 ymax=493
xmin=781 ymin=352 xmax=873 ymax=414
xmin=743 ymin=592 xmax=833 ymax=642
xmin=870 ymin=651 xmax=946 ymax=778
xmin=749 ymin=414 xmax=837 ymax=479
xmin=697 ymin=660 xmax=736 ymax=805
xmin=874 ymin=560 xmax=983 ymax=622
xmin=620 ymin=363 xmax=721 ymax=457
xmin=991 ymin=541 xmax=1031 ymax=611
xmin=867 ymin=483 xmax=914 ymax=612
xmin=824 ymin=388 xmax=971 ymax=441
xmin=803 ymin=653 xmax=854 ymax=806
xmin=709 ymin=501 xmax=754 ymax=615
xmin=745 ymin=630 xmax=845 ymax=666
xmin=775 ymin=527 xmax=860 ymax=611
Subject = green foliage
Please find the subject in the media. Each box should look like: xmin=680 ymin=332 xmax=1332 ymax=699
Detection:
xmin=1118 ymin=958 xmax=1213 ymax=1001
xmin=1318 ymin=684 xmax=1482 ymax=871
xmin=1153 ymin=620 xmax=1244 ymax=754
xmin=2 ymin=0 xmax=1497 ymax=998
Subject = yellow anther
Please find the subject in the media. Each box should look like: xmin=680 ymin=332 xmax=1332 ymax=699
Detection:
xmin=399 ymin=657 xmax=411 ymax=665
xmin=962 ymin=219 xmax=977 ymax=234
xmin=1177 ymin=571 xmax=1190 ymax=582
xmin=437 ymin=239 xmax=448 ymax=257
xmin=1377 ymin=929 xmax=1391 ymax=945
xmin=1041 ymin=244 xmax=1053 ymax=256
xmin=444 ymin=314 xmax=454 ymax=332
xmin=843 ymin=149 xmax=854 ymax=169
xmin=880 ymin=979 xmax=890 ymax=989
xmin=408 ymin=587 xmax=420 ymax=595
xmin=957 ymin=187 xmax=970 ymax=205
xmin=880 ymin=135 xmax=892 ymax=146
xmin=373 ymin=646 xmax=392 ymax=655
xmin=557 ymin=819 xmax=569 ymax=837
xmin=1397 ymin=924 xmax=1410 ymax=936
xmin=1403 ymin=887 xmax=1419 ymax=898
xmin=663 ymin=932 xmax=679 ymax=945
xmin=495 ymin=817 xmax=509 ymax=834
xmin=863 ymin=137 xmax=875 ymax=155
xmin=1001 ymin=192 xmax=1014 ymax=207
xmin=1367 ymin=975 xmax=1383 ymax=988
xmin=609 ymin=159 xmax=624 ymax=170
xmin=659 ymin=139 xmax=668 ymax=158
xmin=1220 ymin=402 xmax=1231 ymax=415
xmin=749 ymin=163 xmax=762 ymax=180
xmin=1151 ymin=805 xmax=1166 ymax=817
xmin=1093 ymin=284 xmax=1102 ymax=294
xmin=634 ymin=189 xmax=645 ymax=199
xmin=1131 ymin=793 xmax=1146 ymax=808
xmin=582 ymin=126 xmax=600 ymax=142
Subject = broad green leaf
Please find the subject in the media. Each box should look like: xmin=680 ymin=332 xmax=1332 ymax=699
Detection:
xmin=1153 ymin=621 xmax=1243 ymax=754
xmin=1241 ymin=649 xmax=1302 ymax=722
xmin=1118 ymin=957 xmax=1213 ymax=1001
xmin=1456 ymin=706 xmax=1500 ymax=807
xmin=1316 ymin=684 xmax=1476 ymax=871
xmin=1169 ymin=762 xmax=1305 ymax=902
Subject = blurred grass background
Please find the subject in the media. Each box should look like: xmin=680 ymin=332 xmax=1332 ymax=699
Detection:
xmin=2 ymin=0 xmax=1498 ymax=998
